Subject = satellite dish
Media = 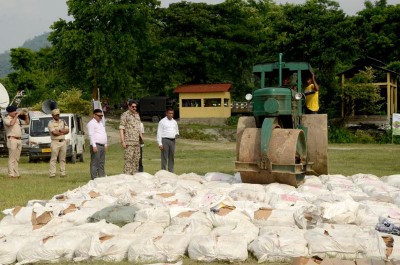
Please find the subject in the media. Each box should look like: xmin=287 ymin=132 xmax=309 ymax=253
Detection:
xmin=0 ymin=82 xmax=10 ymax=109
xmin=245 ymin=93 xmax=253 ymax=101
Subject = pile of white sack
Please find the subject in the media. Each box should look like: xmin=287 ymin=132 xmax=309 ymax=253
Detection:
xmin=1 ymin=171 xmax=400 ymax=265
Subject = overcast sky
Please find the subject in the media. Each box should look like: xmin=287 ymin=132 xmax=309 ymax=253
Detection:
xmin=0 ymin=0 xmax=399 ymax=54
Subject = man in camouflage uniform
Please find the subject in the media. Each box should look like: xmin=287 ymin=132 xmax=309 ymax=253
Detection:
xmin=119 ymin=100 xmax=142 ymax=175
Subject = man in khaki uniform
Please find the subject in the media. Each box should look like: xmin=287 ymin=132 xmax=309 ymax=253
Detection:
xmin=4 ymin=105 xmax=29 ymax=178
xmin=119 ymin=100 xmax=142 ymax=175
xmin=48 ymin=109 xmax=69 ymax=178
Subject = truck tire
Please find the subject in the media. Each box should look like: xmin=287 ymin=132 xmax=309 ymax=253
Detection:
xmin=79 ymin=153 xmax=84 ymax=162
xmin=28 ymin=155 xmax=35 ymax=163
xmin=152 ymin=116 xmax=160 ymax=123
xmin=70 ymin=150 xmax=77 ymax=164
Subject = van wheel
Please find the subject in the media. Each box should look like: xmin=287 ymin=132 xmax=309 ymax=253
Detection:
xmin=79 ymin=153 xmax=84 ymax=162
xmin=70 ymin=151 xmax=77 ymax=164
xmin=28 ymin=155 xmax=35 ymax=163
xmin=152 ymin=116 xmax=160 ymax=123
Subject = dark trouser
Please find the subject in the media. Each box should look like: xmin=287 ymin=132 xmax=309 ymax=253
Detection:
xmin=161 ymin=138 xmax=175 ymax=173
xmin=139 ymin=146 xmax=143 ymax=172
xmin=305 ymin=108 xmax=318 ymax=114
xmin=90 ymin=144 xmax=106 ymax=180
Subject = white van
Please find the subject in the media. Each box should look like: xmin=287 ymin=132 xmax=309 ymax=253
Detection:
xmin=28 ymin=113 xmax=85 ymax=163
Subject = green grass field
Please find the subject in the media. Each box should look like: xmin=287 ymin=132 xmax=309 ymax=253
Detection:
xmin=1 ymin=129 xmax=399 ymax=264
xmin=1 ymin=135 xmax=400 ymax=215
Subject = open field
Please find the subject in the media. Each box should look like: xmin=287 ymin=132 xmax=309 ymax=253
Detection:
xmin=1 ymin=122 xmax=400 ymax=264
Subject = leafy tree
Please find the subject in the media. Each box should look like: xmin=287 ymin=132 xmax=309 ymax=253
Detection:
xmin=354 ymin=0 xmax=400 ymax=63
xmin=56 ymin=88 xmax=92 ymax=115
xmin=150 ymin=0 xmax=264 ymax=99
xmin=49 ymin=0 xmax=159 ymax=100
xmin=10 ymin=48 xmax=36 ymax=71
xmin=7 ymin=47 xmax=70 ymax=106
xmin=387 ymin=61 xmax=400 ymax=74
xmin=341 ymin=67 xmax=383 ymax=119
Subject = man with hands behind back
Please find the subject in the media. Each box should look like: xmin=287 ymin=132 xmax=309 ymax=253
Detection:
xmin=87 ymin=109 xmax=108 ymax=180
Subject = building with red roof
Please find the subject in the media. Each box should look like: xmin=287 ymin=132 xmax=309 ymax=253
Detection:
xmin=173 ymin=83 xmax=232 ymax=124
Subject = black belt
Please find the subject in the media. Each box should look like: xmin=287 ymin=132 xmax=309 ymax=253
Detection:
xmin=163 ymin=138 xmax=175 ymax=141
xmin=52 ymin=139 xmax=64 ymax=142
xmin=96 ymin=143 xmax=105 ymax=146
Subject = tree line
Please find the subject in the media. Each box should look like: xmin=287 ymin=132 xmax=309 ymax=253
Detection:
xmin=1 ymin=0 xmax=400 ymax=119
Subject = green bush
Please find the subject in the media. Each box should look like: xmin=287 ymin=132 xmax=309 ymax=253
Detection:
xmin=57 ymin=88 xmax=92 ymax=115
xmin=179 ymin=126 xmax=217 ymax=141
xmin=328 ymin=126 xmax=356 ymax=143
xmin=226 ymin=116 xmax=240 ymax=126
xmin=328 ymin=124 xmax=400 ymax=144
xmin=354 ymin=130 xmax=375 ymax=143
xmin=375 ymin=129 xmax=400 ymax=144
xmin=30 ymin=88 xmax=92 ymax=115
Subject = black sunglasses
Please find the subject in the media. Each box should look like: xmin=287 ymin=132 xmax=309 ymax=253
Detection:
xmin=130 ymin=105 xmax=137 ymax=108
xmin=96 ymin=114 xmax=103 ymax=118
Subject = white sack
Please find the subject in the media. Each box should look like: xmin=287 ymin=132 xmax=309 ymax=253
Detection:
xmin=207 ymin=207 xmax=251 ymax=227
xmin=133 ymin=221 xmax=165 ymax=237
xmin=229 ymin=183 xmax=266 ymax=202
xmin=298 ymin=175 xmax=328 ymax=196
xmin=381 ymin=175 xmax=400 ymax=188
xmin=128 ymin=234 xmax=190 ymax=263
xmin=320 ymin=199 xmax=359 ymax=224
xmin=16 ymin=233 xmax=87 ymax=264
xmin=353 ymin=228 xmax=387 ymax=259
xmin=1 ymin=206 xmax=35 ymax=225
xmin=74 ymin=232 xmax=134 ymax=262
xmin=188 ymin=234 xmax=248 ymax=262
xmin=268 ymin=192 xmax=308 ymax=209
xmin=203 ymin=172 xmax=235 ymax=182
xmin=0 ymin=235 xmax=41 ymax=265
xmin=0 ymin=223 xmax=33 ymax=237
xmin=249 ymin=226 xmax=308 ymax=263
xmin=305 ymin=224 xmax=372 ymax=259
xmin=164 ymin=223 xmax=212 ymax=238
xmin=189 ymin=191 xmax=234 ymax=212
xmin=356 ymin=200 xmax=400 ymax=227
xmin=61 ymin=207 xmax=100 ymax=225
xmin=79 ymin=195 xmax=118 ymax=210
xmin=210 ymin=221 xmax=259 ymax=244
xmin=264 ymin=183 xmax=297 ymax=205
xmin=170 ymin=209 xmax=213 ymax=228
xmin=134 ymin=207 xmax=171 ymax=228
xmin=252 ymin=208 xmax=296 ymax=227
xmin=294 ymin=204 xmax=323 ymax=229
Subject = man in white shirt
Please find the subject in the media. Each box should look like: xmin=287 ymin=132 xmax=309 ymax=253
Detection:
xmin=157 ymin=108 xmax=179 ymax=173
xmin=87 ymin=109 xmax=108 ymax=180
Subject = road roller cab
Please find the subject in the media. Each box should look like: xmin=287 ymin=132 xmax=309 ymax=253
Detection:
xmin=235 ymin=54 xmax=328 ymax=187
